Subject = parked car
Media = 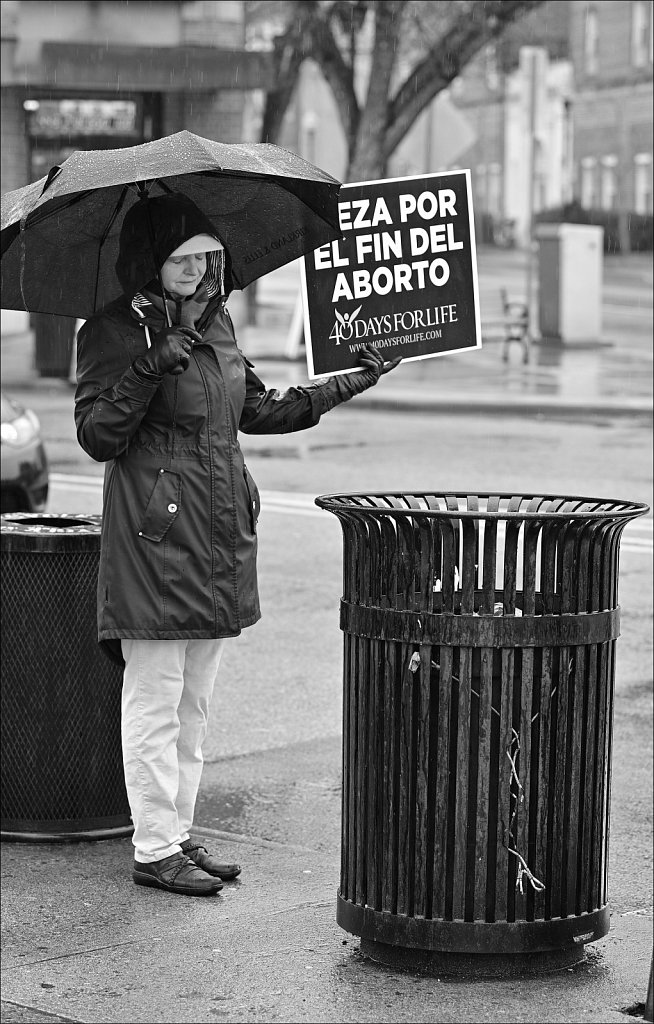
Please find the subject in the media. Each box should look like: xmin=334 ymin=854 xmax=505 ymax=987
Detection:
xmin=0 ymin=391 xmax=49 ymax=513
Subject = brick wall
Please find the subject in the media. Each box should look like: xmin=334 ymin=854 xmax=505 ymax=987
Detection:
xmin=182 ymin=90 xmax=245 ymax=144
xmin=571 ymin=0 xmax=653 ymax=87
xmin=574 ymin=82 xmax=653 ymax=209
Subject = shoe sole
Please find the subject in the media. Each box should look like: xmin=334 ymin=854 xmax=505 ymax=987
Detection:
xmin=133 ymin=871 xmax=223 ymax=896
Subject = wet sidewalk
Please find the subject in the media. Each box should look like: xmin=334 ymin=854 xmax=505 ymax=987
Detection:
xmin=0 ymin=245 xmax=652 ymax=1024
xmin=239 ymin=246 xmax=653 ymax=419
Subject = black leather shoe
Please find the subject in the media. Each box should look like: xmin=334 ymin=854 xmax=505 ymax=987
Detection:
xmin=133 ymin=852 xmax=223 ymax=895
xmin=180 ymin=839 xmax=242 ymax=880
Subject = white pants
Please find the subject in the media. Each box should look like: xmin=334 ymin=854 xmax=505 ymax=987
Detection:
xmin=120 ymin=638 xmax=225 ymax=863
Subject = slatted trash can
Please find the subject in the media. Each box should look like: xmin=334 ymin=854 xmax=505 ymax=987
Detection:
xmin=315 ymin=491 xmax=648 ymax=974
xmin=1 ymin=513 xmax=132 ymax=842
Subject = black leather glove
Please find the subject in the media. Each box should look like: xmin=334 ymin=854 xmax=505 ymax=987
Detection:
xmin=318 ymin=345 xmax=402 ymax=411
xmin=134 ymin=326 xmax=202 ymax=377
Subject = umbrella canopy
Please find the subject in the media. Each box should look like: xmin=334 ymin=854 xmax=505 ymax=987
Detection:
xmin=1 ymin=130 xmax=342 ymax=319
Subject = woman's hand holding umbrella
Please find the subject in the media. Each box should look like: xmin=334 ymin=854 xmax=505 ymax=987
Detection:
xmin=136 ymin=326 xmax=203 ymax=376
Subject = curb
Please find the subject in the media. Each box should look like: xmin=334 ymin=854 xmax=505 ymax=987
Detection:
xmin=350 ymin=391 xmax=654 ymax=419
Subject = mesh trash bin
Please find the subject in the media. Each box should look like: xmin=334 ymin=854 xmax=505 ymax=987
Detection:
xmin=1 ymin=513 xmax=132 ymax=842
xmin=315 ymin=491 xmax=648 ymax=974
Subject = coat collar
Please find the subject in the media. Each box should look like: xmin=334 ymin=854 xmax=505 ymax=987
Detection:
xmin=130 ymin=287 xmax=225 ymax=335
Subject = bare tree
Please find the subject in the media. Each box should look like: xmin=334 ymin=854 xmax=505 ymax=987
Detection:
xmin=249 ymin=0 xmax=545 ymax=181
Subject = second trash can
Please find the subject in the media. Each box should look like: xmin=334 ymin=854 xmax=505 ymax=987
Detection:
xmin=1 ymin=513 xmax=132 ymax=842
xmin=31 ymin=312 xmax=78 ymax=378
xmin=315 ymin=490 xmax=648 ymax=973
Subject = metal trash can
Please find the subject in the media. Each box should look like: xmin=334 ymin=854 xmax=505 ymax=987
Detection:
xmin=1 ymin=513 xmax=132 ymax=842
xmin=31 ymin=312 xmax=78 ymax=378
xmin=315 ymin=491 xmax=648 ymax=974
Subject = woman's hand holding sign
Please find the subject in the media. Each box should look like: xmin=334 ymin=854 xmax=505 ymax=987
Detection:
xmin=317 ymin=343 xmax=401 ymax=412
xmin=356 ymin=343 xmax=402 ymax=379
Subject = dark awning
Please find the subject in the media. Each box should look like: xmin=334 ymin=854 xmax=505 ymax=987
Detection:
xmin=10 ymin=41 xmax=273 ymax=92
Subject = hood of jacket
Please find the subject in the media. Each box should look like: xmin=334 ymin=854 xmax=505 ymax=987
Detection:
xmin=116 ymin=192 xmax=233 ymax=297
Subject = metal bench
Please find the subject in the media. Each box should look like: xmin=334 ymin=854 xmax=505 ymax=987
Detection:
xmin=500 ymin=288 xmax=530 ymax=363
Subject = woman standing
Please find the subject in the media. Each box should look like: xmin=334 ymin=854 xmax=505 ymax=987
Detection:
xmin=74 ymin=192 xmax=399 ymax=897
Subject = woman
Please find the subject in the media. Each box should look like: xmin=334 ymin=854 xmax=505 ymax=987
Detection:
xmin=75 ymin=192 xmax=399 ymax=897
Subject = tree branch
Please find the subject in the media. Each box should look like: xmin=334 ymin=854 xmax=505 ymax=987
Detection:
xmin=384 ymin=0 xmax=545 ymax=159
xmin=349 ymin=0 xmax=407 ymax=177
xmin=311 ymin=2 xmax=363 ymax=151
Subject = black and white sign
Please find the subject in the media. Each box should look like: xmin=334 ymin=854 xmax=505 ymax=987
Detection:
xmin=301 ymin=170 xmax=481 ymax=378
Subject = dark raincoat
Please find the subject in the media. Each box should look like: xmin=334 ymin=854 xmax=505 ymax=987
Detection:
xmin=74 ymin=195 xmax=354 ymax=665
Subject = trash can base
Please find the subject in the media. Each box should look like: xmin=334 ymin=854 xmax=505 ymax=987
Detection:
xmin=1 ymin=817 xmax=133 ymax=843
xmin=338 ymin=895 xmax=609 ymax=959
xmin=359 ymin=937 xmax=584 ymax=978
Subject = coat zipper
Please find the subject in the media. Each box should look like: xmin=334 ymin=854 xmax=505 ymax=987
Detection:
xmin=196 ymin=353 xmax=221 ymax=631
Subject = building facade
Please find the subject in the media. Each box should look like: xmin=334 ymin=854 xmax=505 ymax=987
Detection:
xmin=1 ymin=0 xmax=273 ymax=337
xmin=1 ymin=0 xmax=271 ymax=195
xmin=571 ymin=0 xmax=653 ymax=217
xmin=450 ymin=0 xmax=653 ymax=249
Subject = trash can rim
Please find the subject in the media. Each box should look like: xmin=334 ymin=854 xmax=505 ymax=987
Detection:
xmin=1 ymin=512 xmax=102 ymax=536
xmin=314 ymin=491 xmax=650 ymax=521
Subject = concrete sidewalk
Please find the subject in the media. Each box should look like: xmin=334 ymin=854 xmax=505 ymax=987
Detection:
xmin=1 ymin=719 xmax=652 ymax=1024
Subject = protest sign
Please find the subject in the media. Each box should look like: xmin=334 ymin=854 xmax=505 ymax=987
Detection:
xmin=300 ymin=169 xmax=481 ymax=378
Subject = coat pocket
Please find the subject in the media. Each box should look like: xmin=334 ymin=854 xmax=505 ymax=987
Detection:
xmin=138 ymin=469 xmax=182 ymax=542
xmin=243 ymin=466 xmax=260 ymax=533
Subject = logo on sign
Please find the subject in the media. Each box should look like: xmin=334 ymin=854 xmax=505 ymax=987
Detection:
xmin=329 ymin=305 xmax=362 ymax=345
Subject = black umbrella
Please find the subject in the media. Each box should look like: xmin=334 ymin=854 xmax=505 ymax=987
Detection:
xmin=1 ymin=130 xmax=342 ymax=320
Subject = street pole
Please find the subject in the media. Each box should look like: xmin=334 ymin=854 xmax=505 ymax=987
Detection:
xmin=525 ymin=49 xmax=538 ymax=336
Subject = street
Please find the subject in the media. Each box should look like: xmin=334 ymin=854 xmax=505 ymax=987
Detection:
xmin=2 ymin=255 xmax=652 ymax=1023
xmin=41 ymin=401 xmax=653 ymax=767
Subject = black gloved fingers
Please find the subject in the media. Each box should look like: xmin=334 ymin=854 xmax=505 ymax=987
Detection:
xmin=168 ymin=345 xmax=192 ymax=376
xmin=357 ymin=344 xmax=402 ymax=377
xmin=356 ymin=352 xmax=382 ymax=379
xmin=379 ymin=355 xmax=402 ymax=375
xmin=176 ymin=327 xmax=203 ymax=344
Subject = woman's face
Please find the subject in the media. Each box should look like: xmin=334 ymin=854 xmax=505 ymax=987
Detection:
xmin=160 ymin=251 xmax=207 ymax=300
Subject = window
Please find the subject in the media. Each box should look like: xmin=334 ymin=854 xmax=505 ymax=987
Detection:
xmin=485 ymin=45 xmax=499 ymax=91
xmin=600 ymin=155 xmax=618 ymax=210
xmin=631 ymin=1 xmax=650 ymax=66
xmin=487 ymin=163 xmax=502 ymax=217
xmin=580 ymin=157 xmax=597 ymax=207
xmin=25 ymin=99 xmax=139 ymax=138
xmin=476 ymin=164 xmax=488 ymax=210
xmin=584 ymin=6 xmax=599 ymax=75
xmin=634 ymin=153 xmax=652 ymax=213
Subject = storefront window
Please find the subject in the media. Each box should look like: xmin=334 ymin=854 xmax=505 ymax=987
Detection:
xmin=26 ymin=99 xmax=139 ymax=139
xmin=23 ymin=93 xmax=160 ymax=184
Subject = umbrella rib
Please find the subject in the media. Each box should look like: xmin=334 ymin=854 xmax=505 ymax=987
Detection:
xmin=24 ymin=189 xmax=102 ymax=228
